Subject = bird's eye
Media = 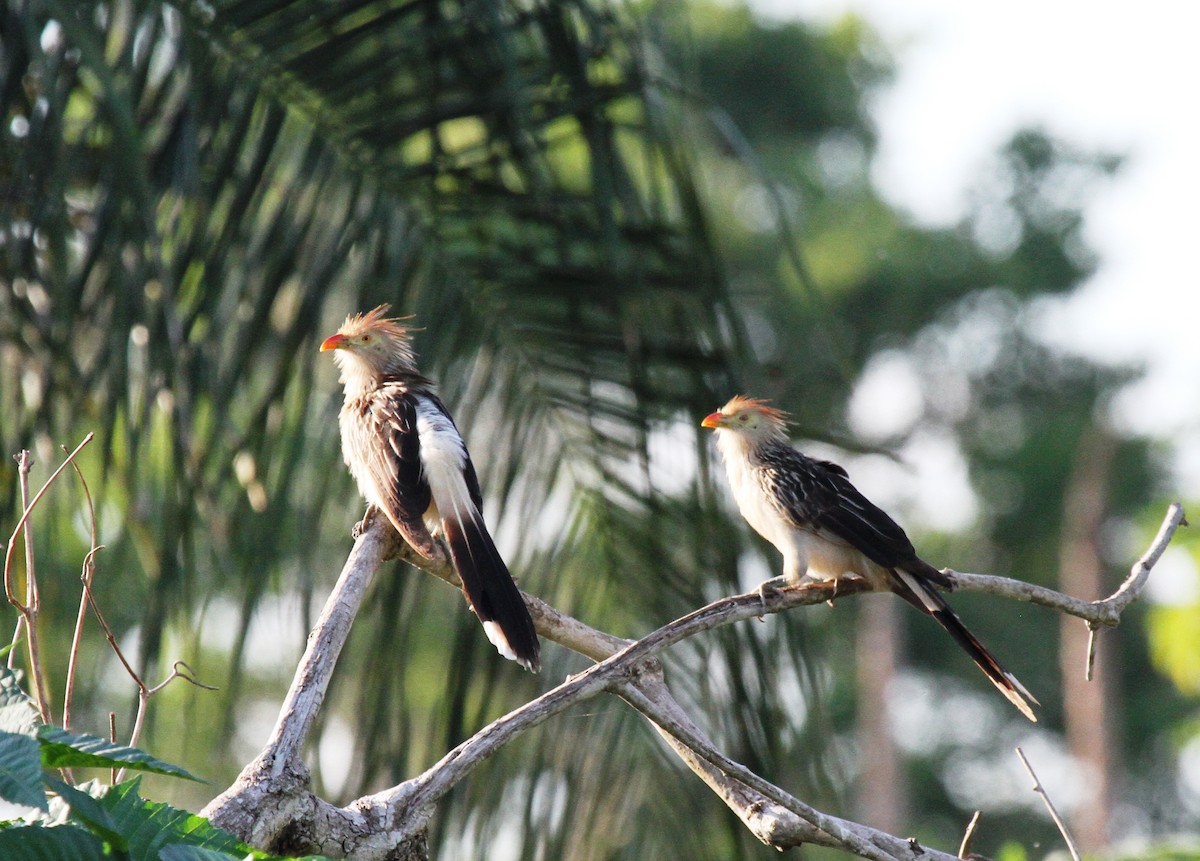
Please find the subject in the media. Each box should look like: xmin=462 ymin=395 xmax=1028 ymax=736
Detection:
xmin=738 ymin=414 xmax=749 ymax=423
xmin=361 ymin=334 xmax=372 ymax=344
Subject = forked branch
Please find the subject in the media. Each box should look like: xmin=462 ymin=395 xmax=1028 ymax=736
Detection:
xmin=943 ymin=501 xmax=1186 ymax=626
xmin=205 ymin=502 xmax=1185 ymax=860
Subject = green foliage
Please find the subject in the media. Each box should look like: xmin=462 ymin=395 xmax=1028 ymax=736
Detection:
xmin=0 ymin=668 xmax=326 ymax=859
xmin=37 ymin=727 xmax=203 ymax=781
xmin=0 ymin=779 xmax=333 ymax=860
xmin=97 ymin=779 xmax=262 ymax=859
xmin=0 ymin=823 xmax=108 ymax=860
xmin=995 ymin=842 xmax=1029 ymax=861
xmin=0 ymin=669 xmax=43 ymax=736
xmin=1149 ymin=602 xmax=1200 ymax=694
xmin=681 ymin=3 xmax=888 ymax=148
xmin=0 ymin=733 xmax=48 ymax=811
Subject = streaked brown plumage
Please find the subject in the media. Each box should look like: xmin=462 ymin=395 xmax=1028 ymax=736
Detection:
xmin=703 ymin=395 xmax=1036 ymax=721
xmin=321 ymin=305 xmax=540 ymax=671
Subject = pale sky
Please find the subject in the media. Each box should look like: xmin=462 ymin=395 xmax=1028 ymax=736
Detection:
xmin=752 ymin=0 xmax=1199 ymax=489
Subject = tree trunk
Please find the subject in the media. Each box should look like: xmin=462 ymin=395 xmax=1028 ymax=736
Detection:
xmin=855 ymin=594 xmax=906 ymax=832
xmin=1058 ymin=428 xmax=1117 ymax=850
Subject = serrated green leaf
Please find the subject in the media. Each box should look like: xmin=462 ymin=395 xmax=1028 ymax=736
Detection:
xmin=99 ymin=779 xmax=251 ymax=860
xmin=37 ymin=728 xmax=202 ymax=782
xmin=0 ymin=731 xmax=48 ymax=811
xmin=152 ymin=834 xmax=338 ymax=861
xmin=159 ymin=847 xmax=251 ymax=861
xmin=158 ymin=844 xmax=336 ymax=861
xmin=0 ymin=823 xmax=108 ymax=860
xmin=43 ymin=777 xmax=126 ymax=849
xmin=0 ymin=667 xmax=41 ymax=736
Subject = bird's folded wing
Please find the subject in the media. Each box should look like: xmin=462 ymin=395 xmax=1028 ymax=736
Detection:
xmin=767 ymin=450 xmax=920 ymax=570
xmin=359 ymin=385 xmax=438 ymax=557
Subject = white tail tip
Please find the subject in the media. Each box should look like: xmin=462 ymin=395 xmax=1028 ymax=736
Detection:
xmin=483 ymin=620 xmax=536 ymax=671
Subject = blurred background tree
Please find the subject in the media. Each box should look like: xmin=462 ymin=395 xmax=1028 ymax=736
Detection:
xmin=1 ymin=0 xmax=1192 ymax=857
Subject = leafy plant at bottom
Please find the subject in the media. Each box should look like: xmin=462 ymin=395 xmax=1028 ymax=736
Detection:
xmin=0 ymin=665 xmax=329 ymax=860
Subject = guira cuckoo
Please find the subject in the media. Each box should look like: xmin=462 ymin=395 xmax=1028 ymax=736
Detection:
xmin=321 ymin=306 xmax=540 ymax=671
xmin=703 ymin=395 xmax=1036 ymax=721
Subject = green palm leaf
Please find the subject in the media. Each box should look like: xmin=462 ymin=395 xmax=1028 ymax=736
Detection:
xmin=0 ymin=0 xmax=827 ymax=857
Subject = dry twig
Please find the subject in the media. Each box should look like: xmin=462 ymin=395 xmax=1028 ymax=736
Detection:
xmin=1015 ymin=746 xmax=1081 ymax=861
xmin=958 ymin=810 xmax=981 ymax=858
xmin=3 ymin=436 xmax=94 ymax=720
xmin=2 ymin=437 xmax=214 ymax=780
xmin=63 ymin=450 xmax=101 ymax=731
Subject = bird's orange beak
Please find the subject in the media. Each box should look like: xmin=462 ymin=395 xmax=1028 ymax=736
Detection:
xmin=701 ymin=411 xmax=725 ymax=429
xmin=320 ymin=333 xmax=348 ymax=352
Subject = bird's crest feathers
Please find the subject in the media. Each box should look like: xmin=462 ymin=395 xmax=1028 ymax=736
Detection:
xmin=721 ymin=395 xmax=790 ymax=430
xmin=338 ymin=304 xmax=415 ymax=344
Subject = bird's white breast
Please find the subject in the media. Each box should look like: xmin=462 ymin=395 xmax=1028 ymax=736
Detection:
xmin=716 ymin=432 xmax=795 ymax=555
xmin=339 ymin=401 xmax=385 ymax=510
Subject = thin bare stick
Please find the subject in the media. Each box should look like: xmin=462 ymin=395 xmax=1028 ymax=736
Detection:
xmin=127 ymin=661 xmax=219 ymax=750
xmin=17 ymin=452 xmax=36 ymax=612
xmin=72 ymin=543 xmax=213 ymax=766
xmin=4 ymin=434 xmax=94 ymax=606
xmin=12 ymin=450 xmax=52 ymax=722
xmin=80 ymin=569 xmax=146 ymax=684
xmin=7 ymin=617 xmax=22 ymax=669
xmin=152 ymin=661 xmax=215 ymax=695
xmin=958 ymin=810 xmax=981 ymax=858
xmin=109 ymin=712 xmax=118 ymax=785
xmin=116 ymin=661 xmax=216 ymax=783
xmin=63 ymin=453 xmax=101 ymax=730
xmin=1014 ymin=747 xmax=1081 ymax=861
xmin=1085 ymin=623 xmax=1099 ymax=682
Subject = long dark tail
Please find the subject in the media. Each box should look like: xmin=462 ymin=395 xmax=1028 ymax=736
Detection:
xmin=443 ymin=512 xmax=540 ymax=672
xmin=893 ymin=568 xmax=1037 ymax=722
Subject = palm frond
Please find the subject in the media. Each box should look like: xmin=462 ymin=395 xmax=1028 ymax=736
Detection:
xmin=0 ymin=0 xmax=849 ymax=856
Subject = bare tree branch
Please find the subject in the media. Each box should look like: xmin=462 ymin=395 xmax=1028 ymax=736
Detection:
xmin=618 ymin=678 xmax=942 ymax=861
xmin=205 ymin=502 xmax=1186 ymax=860
xmin=943 ymin=501 xmax=1185 ymax=626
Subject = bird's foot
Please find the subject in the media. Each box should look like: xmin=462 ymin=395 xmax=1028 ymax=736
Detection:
xmin=827 ymin=576 xmax=841 ymax=607
xmin=825 ymin=574 xmax=866 ymax=606
xmin=352 ymin=505 xmax=379 ymax=540
xmin=756 ymin=575 xmax=792 ymax=612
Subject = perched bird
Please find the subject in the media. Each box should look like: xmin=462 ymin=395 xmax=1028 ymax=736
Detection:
xmin=321 ymin=305 xmax=540 ymax=671
xmin=702 ymin=395 xmax=1036 ymax=721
